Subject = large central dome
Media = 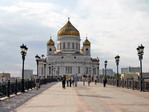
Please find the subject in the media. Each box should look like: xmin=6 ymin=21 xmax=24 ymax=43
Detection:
xmin=57 ymin=19 xmax=80 ymax=37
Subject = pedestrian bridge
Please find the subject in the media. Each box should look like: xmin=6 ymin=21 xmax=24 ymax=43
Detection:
xmin=0 ymin=82 xmax=149 ymax=112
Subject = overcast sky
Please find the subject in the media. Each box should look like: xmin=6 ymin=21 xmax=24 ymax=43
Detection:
xmin=0 ymin=0 xmax=149 ymax=77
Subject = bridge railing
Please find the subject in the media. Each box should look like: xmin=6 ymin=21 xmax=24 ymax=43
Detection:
xmin=0 ymin=77 xmax=58 ymax=98
xmin=98 ymin=78 xmax=149 ymax=91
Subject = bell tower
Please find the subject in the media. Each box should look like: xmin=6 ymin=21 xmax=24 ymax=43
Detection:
xmin=82 ymin=37 xmax=91 ymax=56
xmin=47 ymin=37 xmax=55 ymax=56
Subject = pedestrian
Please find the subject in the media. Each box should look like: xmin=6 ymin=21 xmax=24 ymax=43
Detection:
xmin=103 ymin=78 xmax=107 ymax=87
xmin=69 ymin=76 xmax=72 ymax=87
xmin=87 ymin=76 xmax=91 ymax=86
xmin=94 ymin=76 xmax=97 ymax=85
xmin=36 ymin=77 xmax=40 ymax=90
xmin=74 ymin=74 xmax=78 ymax=87
xmin=62 ymin=75 xmax=66 ymax=89
xmin=71 ymin=75 xmax=74 ymax=86
xmin=66 ymin=75 xmax=69 ymax=87
xmin=82 ymin=75 xmax=86 ymax=86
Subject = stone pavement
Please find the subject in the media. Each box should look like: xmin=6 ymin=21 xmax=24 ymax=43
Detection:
xmin=12 ymin=82 xmax=149 ymax=112
xmin=0 ymin=82 xmax=57 ymax=112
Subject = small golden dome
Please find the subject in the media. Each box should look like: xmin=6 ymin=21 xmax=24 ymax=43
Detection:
xmin=47 ymin=38 xmax=54 ymax=46
xmin=58 ymin=19 xmax=80 ymax=36
xmin=83 ymin=38 xmax=91 ymax=46
xmin=54 ymin=47 xmax=56 ymax=51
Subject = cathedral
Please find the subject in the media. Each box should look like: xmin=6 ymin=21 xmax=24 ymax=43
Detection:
xmin=38 ymin=19 xmax=99 ymax=77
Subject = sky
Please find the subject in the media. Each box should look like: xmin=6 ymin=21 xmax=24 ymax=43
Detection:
xmin=0 ymin=0 xmax=149 ymax=77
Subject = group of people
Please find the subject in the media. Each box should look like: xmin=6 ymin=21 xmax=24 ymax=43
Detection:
xmin=61 ymin=74 xmax=78 ymax=89
xmin=35 ymin=75 xmax=108 ymax=90
xmin=62 ymin=75 xmax=108 ymax=88
xmin=82 ymin=75 xmax=98 ymax=86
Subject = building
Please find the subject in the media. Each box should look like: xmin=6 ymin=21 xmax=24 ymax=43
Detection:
xmin=24 ymin=69 xmax=33 ymax=79
xmin=121 ymin=72 xmax=149 ymax=82
xmin=38 ymin=19 xmax=99 ymax=77
xmin=99 ymin=69 xmax=114 ymax=76
xmin=121 ymin=67 xmax=140 ymax=74
xmin=0 ymin=73 xmax=10 ymax=83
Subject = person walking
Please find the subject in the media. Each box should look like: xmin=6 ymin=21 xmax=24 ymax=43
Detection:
xmin=103 ymin=78 xmax=107 ymax=87
xmin=87 ymin=76 xmax=91 ymax=86
xmin=66 ymin=75 xmax=69 ymax=87
xmin=69 ymin=76 xmax=72 ymax=87
xmin=71 ymin=75 xmax=74 ymax=86
xmin=36 ymin=77 xmax=40 ymax=90
xmin=82 ymin=75 xmax=86 ymax=86
xmin=62 ymin=75 xmax=66 ymax=89
xmin=74 ymin=74 xmax=78 ymax=87
xmin=94 ymin=76 xmax=97 ymax=85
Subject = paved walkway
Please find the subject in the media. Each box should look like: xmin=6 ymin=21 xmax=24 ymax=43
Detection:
xmin=12 ymin=82 xmax=149 ymax=112
xmin=0 ymin=83 xmax=56 ymax=112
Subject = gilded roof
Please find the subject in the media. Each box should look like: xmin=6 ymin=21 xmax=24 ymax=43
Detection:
xmin=47 ymin=38 xmax=55 ymax=46
xmin=83 ymin=38 xmax=91 ymax=46
xmin=58 ymin=19 xmax=80 ymax=36
xmin=81 ymin=47 xmax=84 ymax=51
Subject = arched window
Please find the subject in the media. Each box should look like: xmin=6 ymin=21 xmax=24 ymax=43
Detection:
xmin=60 ymin=43 xmax=61 ymax=49
xmin=63 ymin=43 xmax=65 ymax=49
xmin=86 ymin=48 xmax=89 ymax=55
xmin=72 ymin=43 xmax=74 ymax=49
xmin=68 ymin=42 xmax=70 ymax=49
xmin=76 ymin=43 xmax=78 ymax=50
xmin=49 ymin=48 xmax=52 ymax=51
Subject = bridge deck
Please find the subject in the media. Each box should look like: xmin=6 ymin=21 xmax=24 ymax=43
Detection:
xmin=1 ymin=82 xmax=149 ymax=112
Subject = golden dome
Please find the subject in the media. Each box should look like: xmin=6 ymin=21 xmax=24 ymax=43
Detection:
xmin=81 ymin=47 xmax=84 ymax=51
xmin=47 ymin=38 xmax=54 ymax=46
xmin=58 ymin=19 xmax=80 ymax=36
xmin=83 ymin=38 xmax=91 ymax=46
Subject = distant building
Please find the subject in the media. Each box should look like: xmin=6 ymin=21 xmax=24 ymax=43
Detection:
xmin=24 ymin=69 xmax=33 ymax=79
xmin=0 ymin=73 xmax=10 ymax=83
xmin=10 ymin=77 xmax=21 ymax=82
xmin=99 ymin=69 xmax=114 ymax=76
xmin=121 ymin=72 xmax=149 ymax=82
xmin=121 ymin=67 xmax=140 ymax=74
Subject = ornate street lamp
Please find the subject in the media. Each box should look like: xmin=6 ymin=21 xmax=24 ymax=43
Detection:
xmin=20 ymin=44 xmax=28 ymax=92
xmin=35 ymin=54 xmax=40 ymax=76
xmin=53 ymin=67 xmax=55 ymax=76
xmin=41 ymin=54 xmax=44 ymax=59
xmin=115 ymin=55 xmax=120 ymax=87
xmin=41 ymin=54 xmax=45 ymax=76
xmin=137 ymin=44 xmax=144 ymax=91
xmin=51 ymin=66 xmax=54 ymax=77
xmin=104 ymin=60 xmax=108 ymax=78
xmin=92 ymin=66 xmax=95 ymax=82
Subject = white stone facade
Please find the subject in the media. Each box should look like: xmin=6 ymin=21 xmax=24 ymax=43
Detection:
xmin=38 ymin=20 xmax=99 ymax=77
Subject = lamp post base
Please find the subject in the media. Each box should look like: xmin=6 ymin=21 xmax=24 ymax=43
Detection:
xmin=116 ymin=79 xmax=119 ymax=87
xmin=21 ymin=79 xmax=25 ymax=92
xmin=140 ymin=80 xmax=143 ymax=92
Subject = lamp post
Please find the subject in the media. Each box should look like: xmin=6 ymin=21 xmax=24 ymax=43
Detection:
xmin=51 ymin=66 xmax=53 ymax=77
xmin=137 ymin=44 xmax=144 ymax=91
xmin=104 ymin=60 xmax=108 ymax=78
xmin=41 ymin=54 xmax=44 ymax=76
xmin=20 ymin=44 xmax=28 ymax=92
xmin=115 ymin=55 xmax=120 ymax=87
xmin=35 ymin=55 xmax=40 ymax=76
xmin=93 ymin=66 xmax=94 ymax=77
xmin=53 ymin=67 xmax=55 ymax=76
